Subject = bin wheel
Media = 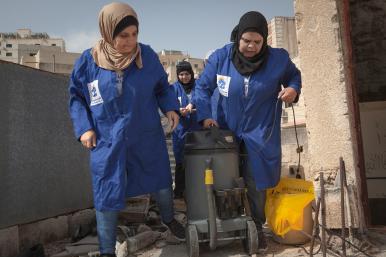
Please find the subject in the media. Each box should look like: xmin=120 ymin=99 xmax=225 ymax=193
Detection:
xmin=186 ymin=224 xmax=199 ymax=257
xmin=242 ymin=220 xmax=258 ymax=255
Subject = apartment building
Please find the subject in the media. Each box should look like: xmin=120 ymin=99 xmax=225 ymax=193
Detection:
xmin=0 ymin=29 xmax=79 ymax=74
xmin=268 ymin=17 xmax=305 ymax=126
xmin=158 ymin=49 xmax=204 ymax=83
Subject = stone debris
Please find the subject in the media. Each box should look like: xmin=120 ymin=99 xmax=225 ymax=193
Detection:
xmin=44 ymin=198 xmax=386 ymax=257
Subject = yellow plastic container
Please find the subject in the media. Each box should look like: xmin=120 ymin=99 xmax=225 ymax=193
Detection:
xmin=265 ymin=178 xmax=315 ymax=245
xmin=273 ymin=201 xmax=313 ymax=245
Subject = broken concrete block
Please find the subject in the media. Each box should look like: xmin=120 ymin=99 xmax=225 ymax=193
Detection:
xmin=119 ymin=196 xmax=150 ymax=223
xmin=127 ymin=230 xmax=161 ymax=253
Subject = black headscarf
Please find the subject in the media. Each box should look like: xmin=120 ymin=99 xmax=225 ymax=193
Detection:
xmin=113 ymin=15 xmax=139 ymax=39
xmin=230 ymin=11 xmax=269 ymax=76
xmin=176 ymin=61 xmax=195 ymax=93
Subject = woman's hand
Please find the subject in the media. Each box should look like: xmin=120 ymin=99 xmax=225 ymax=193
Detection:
xmin=203 ymin=119 xmax=219 ymax=129
xmin=80 ymin=130 xmax=96 ymax=149
xmin=278 ymin=87 xmax=298 ymax=103
xmin=166 ymin=111 xmax=179 ymax=132
xmin=180 ymin=103 xmax=194 ymax=117
xmin=179 ymin=107 xmax=189 ymax=117
xmin=185 ymin=103 xmax=194 ymax=113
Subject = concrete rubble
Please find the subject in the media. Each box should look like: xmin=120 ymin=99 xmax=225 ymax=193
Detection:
xmin=41 ymin=196 xmax=386 ymax=257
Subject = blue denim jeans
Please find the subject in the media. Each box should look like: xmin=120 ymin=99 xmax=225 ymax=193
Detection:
xmin=241 ymin=160 xmax=266 ymax=230
xmin=96 ymin=187 xmax=174 ymax=254
xmin=151 ymin=186 xmax=174 ymax=223
xmin=240 ymin=143 xmax=266 ymax=231
xmin=96 ymin=210 xmax=118 ymax=255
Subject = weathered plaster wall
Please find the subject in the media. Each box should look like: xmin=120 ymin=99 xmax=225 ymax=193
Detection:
xmin=295 ymin=0 xmax=356 ymax=182
xmin=295 ymin=0 xmax=361 ymax=227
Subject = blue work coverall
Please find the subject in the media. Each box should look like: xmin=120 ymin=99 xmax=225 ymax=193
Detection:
xmin=171 ymin=81 xmax=201 ymax=164
xmin=69 ymin=44 xmax=179 ymax=211
xmin=195 ymin=43 xmax=302 ymax=190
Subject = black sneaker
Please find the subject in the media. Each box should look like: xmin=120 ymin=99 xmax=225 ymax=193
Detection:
xmin=100 ymin=254 xmax=116 ymax=257
xmin=257 ymin=231 xmax=268 ymax=252
xmin=164 ymin=218 xmax=186 ymax=241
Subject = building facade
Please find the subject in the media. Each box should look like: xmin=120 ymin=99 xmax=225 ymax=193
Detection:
xmin=0 ymin=29 xmax=79 ymax=74
xmin=268 ymin=17 xmax=298 ymax=59
xmin=20 ymin=47 xmax=80 ymax=75
xmin=158 ymin=49 xmax=204 ymax=83
xmin=267 ymin=17 xmax=308 ymax=178
xmin=268 ymin=16 xmax=305 ymax=127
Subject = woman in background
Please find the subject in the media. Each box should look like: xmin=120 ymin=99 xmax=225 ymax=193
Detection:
xmin=171 ymin=61 xmax=201 ymax=199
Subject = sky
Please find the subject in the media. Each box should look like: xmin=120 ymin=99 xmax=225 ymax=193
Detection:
xmin=1 ymin=0 xmax=295 ymax=59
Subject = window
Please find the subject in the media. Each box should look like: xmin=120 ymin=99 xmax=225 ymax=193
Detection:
xmin=194 ymin=64 xmax=198 ymax=68
xmin=51 ymin=44 xmax=56 ymax=46
xmin=29 ymin=53 xmax=36 ymax=57
xmin=162 ymin=62 xmax=167 ymax=66
xmin=6 ymin=43 xmax=12 ymax=48
xmin=6 ymin=52 xmax=12 ymax=57
xmin=35 ymin=43 xmax=40 ymax=46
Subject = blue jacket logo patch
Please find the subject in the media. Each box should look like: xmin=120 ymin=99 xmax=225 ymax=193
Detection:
xmin=87 ymin=80 xmax=104 ymax=106
xmin=216 ymin=74 xmax=231 ymax=97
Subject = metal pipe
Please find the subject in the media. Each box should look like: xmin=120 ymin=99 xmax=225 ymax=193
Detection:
xmin=320 ymin=172 xmax=327 ymax=257
xmin=197 ymin=235 xmax=249 ymax=242
xmin=340 ymin=157 xmax=347 ymax=256
xmin=205 ymin=157 xmax=217 ymax=250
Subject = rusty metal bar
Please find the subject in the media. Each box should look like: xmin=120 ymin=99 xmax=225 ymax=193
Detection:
xmin=340 ymin=157 xmax=347 ymax=256
xmin=343 ymin=172 xmax=354 ymax=245
xmin=342 ymin=0 xmax=370 ymax=231
xmin=320 ymin=172 xmax=327 ymax=257
xmin=309 ymin=198 xmax=321 ymax=257
xmin=300 ymin=230 xmax=342 ymax=257
xmin=318 ymin=223 xmax=373 ymax=257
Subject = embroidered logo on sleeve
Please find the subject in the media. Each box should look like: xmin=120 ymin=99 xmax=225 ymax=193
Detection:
xmin=216 ymin=74 xmax=231 ymax=97
xmin=87 ymin=80 xmax=103 ymax=106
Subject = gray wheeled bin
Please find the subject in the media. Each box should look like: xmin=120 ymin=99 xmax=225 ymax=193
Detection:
xmin=184 ymin=127 xmax=258 ymax=257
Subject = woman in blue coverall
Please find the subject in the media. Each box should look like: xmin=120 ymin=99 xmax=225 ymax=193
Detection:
xmin=171 ymin=61 xmax=201 ymax=199
xmin=68 ymin=3 xmax=185 ymax=256
xmin=195 ymin=11 xmax=301 ymax=250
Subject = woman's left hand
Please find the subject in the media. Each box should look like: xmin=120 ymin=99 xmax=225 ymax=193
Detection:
xmin=278 ymin=87 xmax=298 ymax=103
xmin=180 ymin=107 xmax=189 ymax=117
xmin=185 ymin=103 xmax=194 ymax=113
xmin=166 ymin=111 xmax=179 ymax=132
